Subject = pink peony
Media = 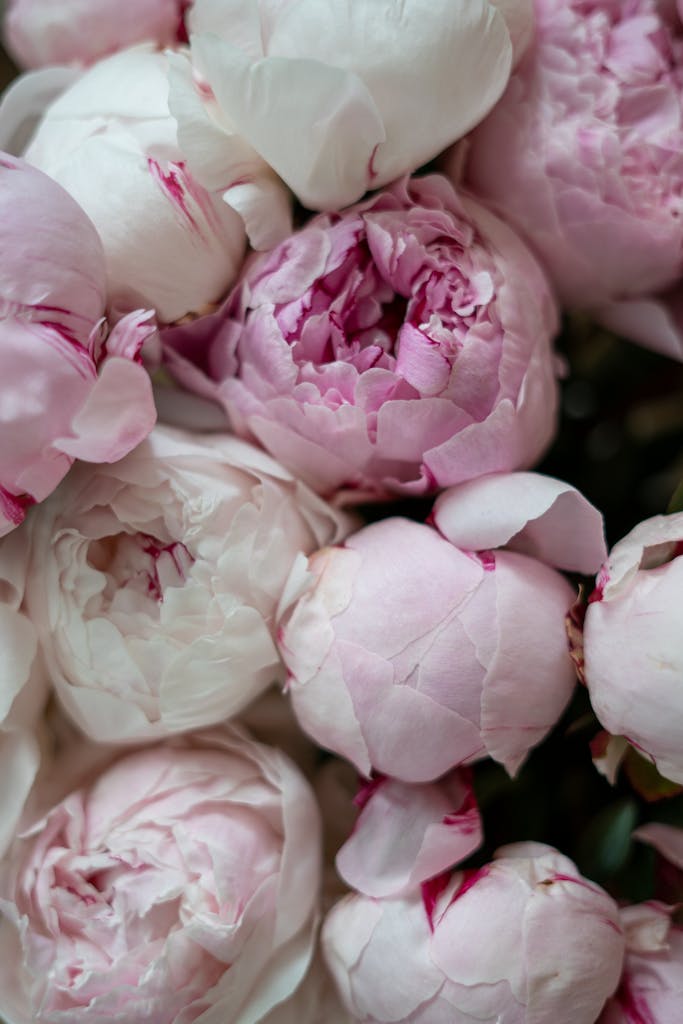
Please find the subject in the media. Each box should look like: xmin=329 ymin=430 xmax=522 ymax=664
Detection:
xmin=4 ymin=0 xmax=187 ymax=69
xmin=0 ymin=727 xmax=322 ymax=1024
xmin=600 ymin=902 xmax=683 ymax=1024
xmin=26 ymin=425 xmax=351 ymax=744
xmin=583 ymin=513 xmax=683 ymax=785
xmin=0 ymin=153 xmax=156 ymax=536
xmin=336 ymin=771 xmax=482 ymax=899
xmin=463 ymin=0 xmax=683 ymax=359
xmin=323 ymin=843 xmax=625 ymax=1024
xmin=169 ymin=0 xmax=531 ymax=230
xmin=278 ymin=473 xmax=605 ymax=781
xmin=164 ymin=175 xmax=560 ymax=501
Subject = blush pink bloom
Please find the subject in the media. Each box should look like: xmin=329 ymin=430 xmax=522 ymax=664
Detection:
xmin=583 ymin=513 xmax=683 ymax=785
xmin=323 ymin=843 xmax=625 ymax=1024
xmin=24 ymin=48 xmax=246 ymax=323
xmin=0 ymin=528 xmax=47 ymax=858
xmin=600 ymin=902 xmax=683 ymax=1024
xmin=336 ymin=771 xmax=482 ymax=899
xmin=0 ymin=727 xmax=322 ymax=1024
xmin=4 ymin=0 xmax=187 ymax=69
xmin=463 ymin=0 xmax=683 ymax=360
xmin=26 ymin=425 xmax=351 ymax=744
xmin=279 ymin=473 xmax=605 ymax=782
xmin=164 ymin=175 xmax=560 ymax=501
xmin=0 ymin=153 xmax=156 ymax=536
xmin=169 ymin=0 xmax=531 ymax=234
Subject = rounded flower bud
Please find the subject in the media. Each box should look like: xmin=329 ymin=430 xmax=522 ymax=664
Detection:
xmin=165 ymin=175 xmax=560 ymax=502
xmin=4 ymin=0 xmax=186 ymax=69
xmin=463 ymin=0 xmax=683 ymax=357
xmin=279 ymin=474 xmax=604 ymax=781
xmin=25 ymin=48 xmax=246 ymax=323
xmin=26 ymin=425 xmax=351 ymax=744
xmin=584 ymin=513 xmax=683 ymax=785
xmin=323 ymin=843 xmax=625 ymax=1024
xmin=173 ymin=0 xmax=531 ymax=224
xmin=0 ymin=727 xmax=322 ymax=1023
xmin=0 ymin=153 xmax=156 ymax=535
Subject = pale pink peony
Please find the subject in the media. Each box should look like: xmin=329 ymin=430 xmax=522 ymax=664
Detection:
xmin=336 ymin=771 xmax=482 ymax=899
xmin=26 ymin=425 xmax=351 ymax=744
xmin=4 ymin=0 xmax=188 ymax=69
xmin=279 ymin=473 xmax=605 ymax=782
xmin=323 ymin=843 xmax=625 ymax=1024
xmin=23 ymin=48 xmax=246 ymax=323
xmin=164 ymin=175 xmax=560 ymax=501
xmin=463 ymin=0 xmax=683 ymax=359
xmin=168 ymin=0 xmax=532 ymax=238
xmin=600 ymin=902 xmax=683 ymax=1024
xmin=583 ymin=513 xmax=683 ymax=785
xmin=0 ymin=153 xmax=156 ymax=536
xmin=0 ymin=726 xmax=322 ymax=1024
xmin=0 ymin=528 xmax=47 ymax=858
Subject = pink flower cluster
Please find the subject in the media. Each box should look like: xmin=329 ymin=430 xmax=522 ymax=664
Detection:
xmin=0 ymin=0 xmax=682 ymax=1020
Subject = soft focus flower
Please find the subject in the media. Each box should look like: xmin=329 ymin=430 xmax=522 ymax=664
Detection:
xmin=168 ymin=0 xmax=531 ymax=236
xmin=279 ymin=473 xmax=604 ymax=781
xmin=26 ymin=425 xmax=351 ymax=744
xmin=463 ymin=0 xmax=683 ymax=359
xmin=0 ymin=153 xmax=156 ymax=536
xmin=164 ymin=175 xmax=560 ymax=501
xmin=583 ymin=513 xmax=683 ymax=785
xmin=601 ymin=902 xmax=683 ymax=1024
xmin=0 ymin=726 xmax=322 ymax=1024
xmin=323 ymin=843 xmax=625 ymax=1024
xmin=336 ymin=771 xmax=482 ymax=899
xmin=261 ymin=951 xmax=354 ymax=1024
xmin=0 ymin=528 xmax=47 ymax=858
xmin=4 ymin=0 xmax=187 ymax=69
xmin=24 ymin=47 xmax=246 ymax=323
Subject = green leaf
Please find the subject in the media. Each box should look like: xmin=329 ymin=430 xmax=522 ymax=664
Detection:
xmin=577 ymin=799 xmax=638 ymax=881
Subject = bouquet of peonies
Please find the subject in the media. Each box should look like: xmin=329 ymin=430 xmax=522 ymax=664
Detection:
xmin=1 ymin=0 xmax=683 ymax=1021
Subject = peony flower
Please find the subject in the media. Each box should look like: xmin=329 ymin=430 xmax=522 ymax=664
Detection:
xmin=23 ymin=47 xmax=246 ymax=323
xmin=0 ymin=153 xmax=156 ymax=536
xmin=26 ymin=425 xmax=351 ymax=744
xmin=583 ymin=513 xmax=683 ymax=785
xmin=164 ymin=175 xmax=560 ymax=501
xmin=4 ymin=0 xmax=188 ymax=69
xmin=336 ymin=771 xmax=482 ymax=899
xmin=600 ymin=902 xmax=683 ymax=1024
xmin=0 ymin=528 xmax=47 ymax=858
xmin=279 ymin=472 xmax=605 ymax=781
xmin=167 ymin=0 xmax=532 ymax=236
xmin=323 ymin=843 xmax=625 ymax=1024
xmin=462 ymin=0 xmax=683 ymax=359
xmin=0 ymin=726 xmax=322 ymax=1024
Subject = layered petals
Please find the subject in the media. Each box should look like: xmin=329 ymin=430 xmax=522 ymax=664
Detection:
xmin=26 ymin=425 xmax=351 ymax=744
xmin=323 ymin=844 xmax=625 ymax=1024
xmin=165 ymin=174 xmax=560 ymax=501
xmin=24 ymin=48 xmax=246 ymax=322
xmin=0 ymin=727 xmax=322 ymax=1024
xmin=584 ymin=513 xmax=683 ymax=785
xmin=0 ymin=154 xmax=156 ymax=535
xmin=174 ymin=0 xmax=530 ymax=217
xmin=279 ymin=476 xmax=589 ymax=782
xmin=464 ymin=0 xmax=683 ymax=355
